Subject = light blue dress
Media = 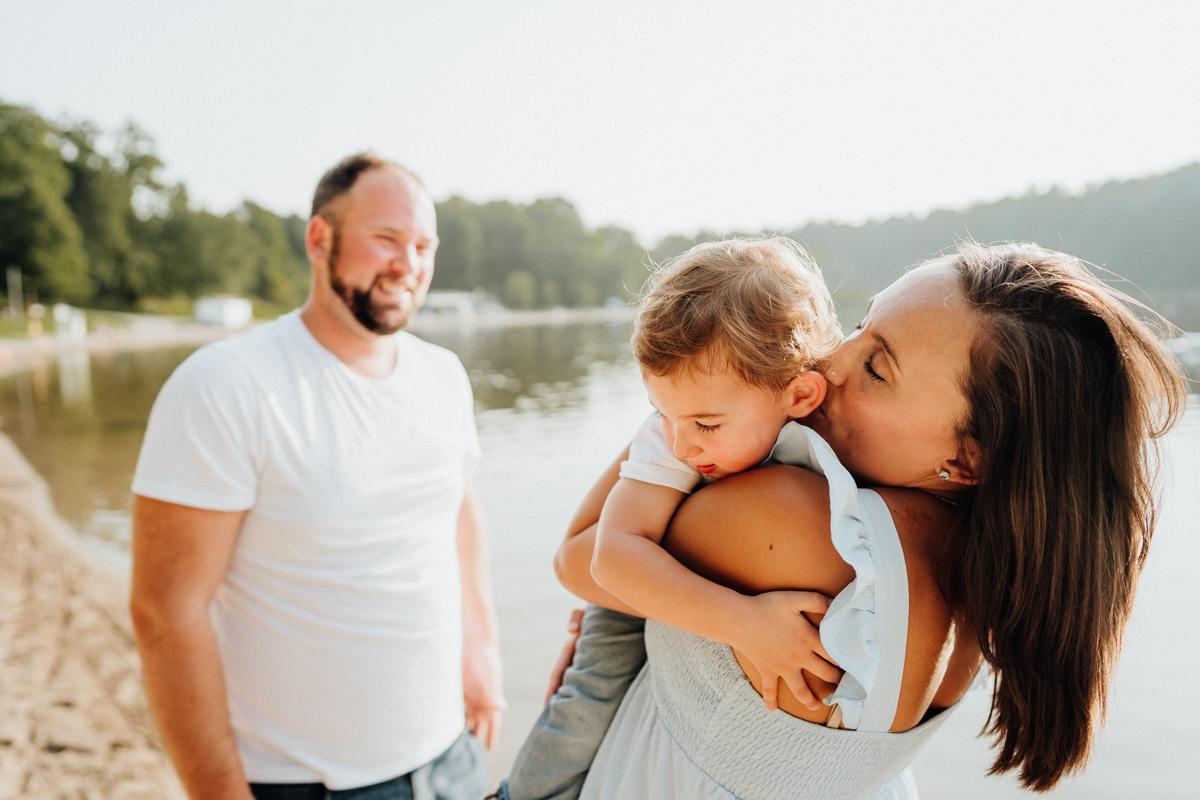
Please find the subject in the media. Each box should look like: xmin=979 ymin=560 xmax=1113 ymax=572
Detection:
xmin=579 ymin=424 xmax=962 ymax=799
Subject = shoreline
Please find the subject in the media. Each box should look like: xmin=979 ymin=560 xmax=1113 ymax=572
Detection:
xmin=0 ymin=306 xmax=634 ymax=379
xmin=0 ymin=433 xmax=183 ymax=798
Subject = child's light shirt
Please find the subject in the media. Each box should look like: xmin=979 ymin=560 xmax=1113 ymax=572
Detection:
xmin=618 ymin=412 xmax=714 ymax=493
xmin=620 ymin=412 xmax=828 ymax=496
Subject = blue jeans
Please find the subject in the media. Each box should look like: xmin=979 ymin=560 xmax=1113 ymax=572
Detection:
xmin=250 ymin=730 xmax=485 ymax=800
xmin=497 ymin=606 xmax=646 ymax=800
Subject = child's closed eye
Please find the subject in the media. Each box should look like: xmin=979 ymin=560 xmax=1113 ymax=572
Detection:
xmin=695 ymin=421 xmax=721 ymax=433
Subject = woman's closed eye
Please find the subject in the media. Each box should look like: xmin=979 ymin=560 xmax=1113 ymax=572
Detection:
xmin=863 ymin=354 xmax=886 ymax=383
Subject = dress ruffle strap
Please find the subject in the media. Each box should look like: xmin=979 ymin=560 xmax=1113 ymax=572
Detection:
xmin=768 ymin=424 xmax=909 ymax=733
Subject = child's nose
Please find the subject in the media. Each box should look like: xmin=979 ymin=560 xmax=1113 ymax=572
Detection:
xmin=671 ymin=430 xmax=701 ymax=460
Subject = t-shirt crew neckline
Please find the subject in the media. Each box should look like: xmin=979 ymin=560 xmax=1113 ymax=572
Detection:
xmin=289 ymin=309 xmax=407 ymax=383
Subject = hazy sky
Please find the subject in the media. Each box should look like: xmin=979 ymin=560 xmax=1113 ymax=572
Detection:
xmin=4 ymin=0 xmax=1199 ymax=241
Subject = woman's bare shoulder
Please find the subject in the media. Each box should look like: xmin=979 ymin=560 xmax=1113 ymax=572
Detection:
xmin=664 ymin=464 xmax=855 ymax=598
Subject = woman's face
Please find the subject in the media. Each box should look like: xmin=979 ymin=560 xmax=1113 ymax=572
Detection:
xmin=806 ymin=260 xmax=982 ymax=489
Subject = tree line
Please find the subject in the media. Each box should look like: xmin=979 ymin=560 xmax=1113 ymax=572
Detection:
xmin=2 ymin=99 xmax=1198 ymax=326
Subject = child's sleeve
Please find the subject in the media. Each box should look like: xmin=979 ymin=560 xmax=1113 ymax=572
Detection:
xmin=617 ymin=413 xmax=703 ymax=493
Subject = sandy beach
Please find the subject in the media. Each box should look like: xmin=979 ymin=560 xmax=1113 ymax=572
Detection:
xmin=0 ymin=433 xmax=183 ymax=799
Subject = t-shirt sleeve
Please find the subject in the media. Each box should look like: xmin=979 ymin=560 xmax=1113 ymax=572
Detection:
xmin=618 ymin=412 xmax=702 ymax=493
xmin=131 ymin=346 xmax=260 ymax=511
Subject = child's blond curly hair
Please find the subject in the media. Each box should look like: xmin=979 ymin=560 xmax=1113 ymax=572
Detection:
xmin=633 ymin=237 xmax=841 ymax=392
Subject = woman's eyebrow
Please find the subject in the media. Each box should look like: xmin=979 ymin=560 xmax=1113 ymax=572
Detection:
xmin=875 ymin=332 xmax=901 ymax=373
xmin=861 ymin=295 xmax=901 ymax=372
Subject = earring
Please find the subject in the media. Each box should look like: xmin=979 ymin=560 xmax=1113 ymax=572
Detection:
xmin=937 ymin=469 xmax=951 ymax=481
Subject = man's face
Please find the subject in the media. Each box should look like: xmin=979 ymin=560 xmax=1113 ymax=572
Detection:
xmin=324 ymin=168 xmax=438 ymax=335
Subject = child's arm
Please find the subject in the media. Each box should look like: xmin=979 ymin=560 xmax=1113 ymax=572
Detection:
xmin=592 ymin=477 xmax=840 ymax=711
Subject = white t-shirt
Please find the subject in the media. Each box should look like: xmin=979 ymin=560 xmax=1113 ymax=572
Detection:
xmin=618 ymin=412 xmax=715 ymax=493
xmin=132 ymin=311 xmax=481 ymax=789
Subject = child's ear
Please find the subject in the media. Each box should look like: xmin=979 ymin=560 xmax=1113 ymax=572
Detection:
xmin=784 ymin=371 xmax=827 ymax=419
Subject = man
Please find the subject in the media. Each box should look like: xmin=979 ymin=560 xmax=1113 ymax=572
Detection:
xmin=130 ymin=154 xmax=504 ymax=799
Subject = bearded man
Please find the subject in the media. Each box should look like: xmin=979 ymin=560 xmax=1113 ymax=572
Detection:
xmin=130 ymin=154 xmax=503 ymax=800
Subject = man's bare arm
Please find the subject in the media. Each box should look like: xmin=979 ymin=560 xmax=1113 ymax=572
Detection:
xmin=129 ymin=496 xmax=252 ymax=800
xmin=457 ymin=485 xmax=505 ymax=751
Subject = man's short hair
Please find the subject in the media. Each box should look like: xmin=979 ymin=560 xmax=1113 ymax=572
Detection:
xmin=310 ymin=152 xmax=424 ymax=220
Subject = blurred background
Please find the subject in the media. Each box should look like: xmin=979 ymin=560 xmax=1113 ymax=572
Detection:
xmin=1 ymin=1 xmax=1197 ymax=797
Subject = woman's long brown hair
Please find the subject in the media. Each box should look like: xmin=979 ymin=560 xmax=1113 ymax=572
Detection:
xmin=942 ymin=242 xmax=1187 ymax=790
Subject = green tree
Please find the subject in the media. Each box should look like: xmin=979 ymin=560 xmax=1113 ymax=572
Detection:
xmin=433 ymin=196 xmax=485 ymax=291
xmin=502 ymin=270 xmax=538 ymax=309
xmin=60 ymin=121 xmax=165 ymax=305
xmin=0 ymin=103 xmax=91 ymax=303
xmin=242 ymin=202 xmax=308 ymax=305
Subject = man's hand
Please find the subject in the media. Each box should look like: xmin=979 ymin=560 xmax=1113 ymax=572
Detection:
xmin=543 ymin=608 xmax=584 ymax=704
xmin=736 ymin=590 xmax=841 ymax=712
xmin=462 ymin=639 xmax=506 ymax=751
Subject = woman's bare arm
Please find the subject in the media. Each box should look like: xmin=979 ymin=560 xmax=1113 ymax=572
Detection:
xmin=553 ymin=446 xmax=640 ymax=614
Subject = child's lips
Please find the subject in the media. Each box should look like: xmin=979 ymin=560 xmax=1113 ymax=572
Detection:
xmin=696 ymin=464 xmax=717 ymax=474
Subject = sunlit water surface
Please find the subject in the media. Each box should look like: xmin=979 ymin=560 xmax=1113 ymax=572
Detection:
xmin=1 ymin=322 xmax=1196 ymax=798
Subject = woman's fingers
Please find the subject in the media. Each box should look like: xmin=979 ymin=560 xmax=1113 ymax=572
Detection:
xmin=542 ymin=608 xmax=585 ymax=705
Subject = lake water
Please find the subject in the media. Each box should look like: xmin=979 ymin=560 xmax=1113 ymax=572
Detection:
xmin=1 ymin=321 xmax=1197 ymax=798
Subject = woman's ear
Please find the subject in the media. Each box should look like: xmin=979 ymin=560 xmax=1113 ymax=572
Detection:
xmin=939 ymin=436 xmax=983 ymax=485
xmin=784 ymin=371 xmax=827 ymax=419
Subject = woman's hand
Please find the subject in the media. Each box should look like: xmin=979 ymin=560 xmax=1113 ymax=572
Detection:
xmin=736 ymin=590 xmax=841 ymax=712
xmin=543 ymin=608 xmax=585 ymax=704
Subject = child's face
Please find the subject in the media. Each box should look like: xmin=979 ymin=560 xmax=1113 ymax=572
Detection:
xmin=644 ymin=368 xmax=797 ymax=480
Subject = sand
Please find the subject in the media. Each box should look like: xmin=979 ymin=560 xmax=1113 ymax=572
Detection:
xmin=0 ymin=434 xmax=184 ymax=800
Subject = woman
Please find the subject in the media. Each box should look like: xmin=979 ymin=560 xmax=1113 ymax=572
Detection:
xmin=548 ymin=242 xmax=1186 ymax=796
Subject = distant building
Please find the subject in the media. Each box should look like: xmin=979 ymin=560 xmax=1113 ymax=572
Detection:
xmin=52 ymin=303 xmax=87 ymax=340
xmin=194 ymin=296 xmax=253 ymax=328
xmin=420 ymin=290 xmax=478 ymax=317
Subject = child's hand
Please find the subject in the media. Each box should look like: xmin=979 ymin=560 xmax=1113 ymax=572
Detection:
xmin=737 ymin=590 xmax=842 ymax=713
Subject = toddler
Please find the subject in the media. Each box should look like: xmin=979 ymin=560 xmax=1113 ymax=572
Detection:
xmin=499 ymin=237 xmax=843 ymax=800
